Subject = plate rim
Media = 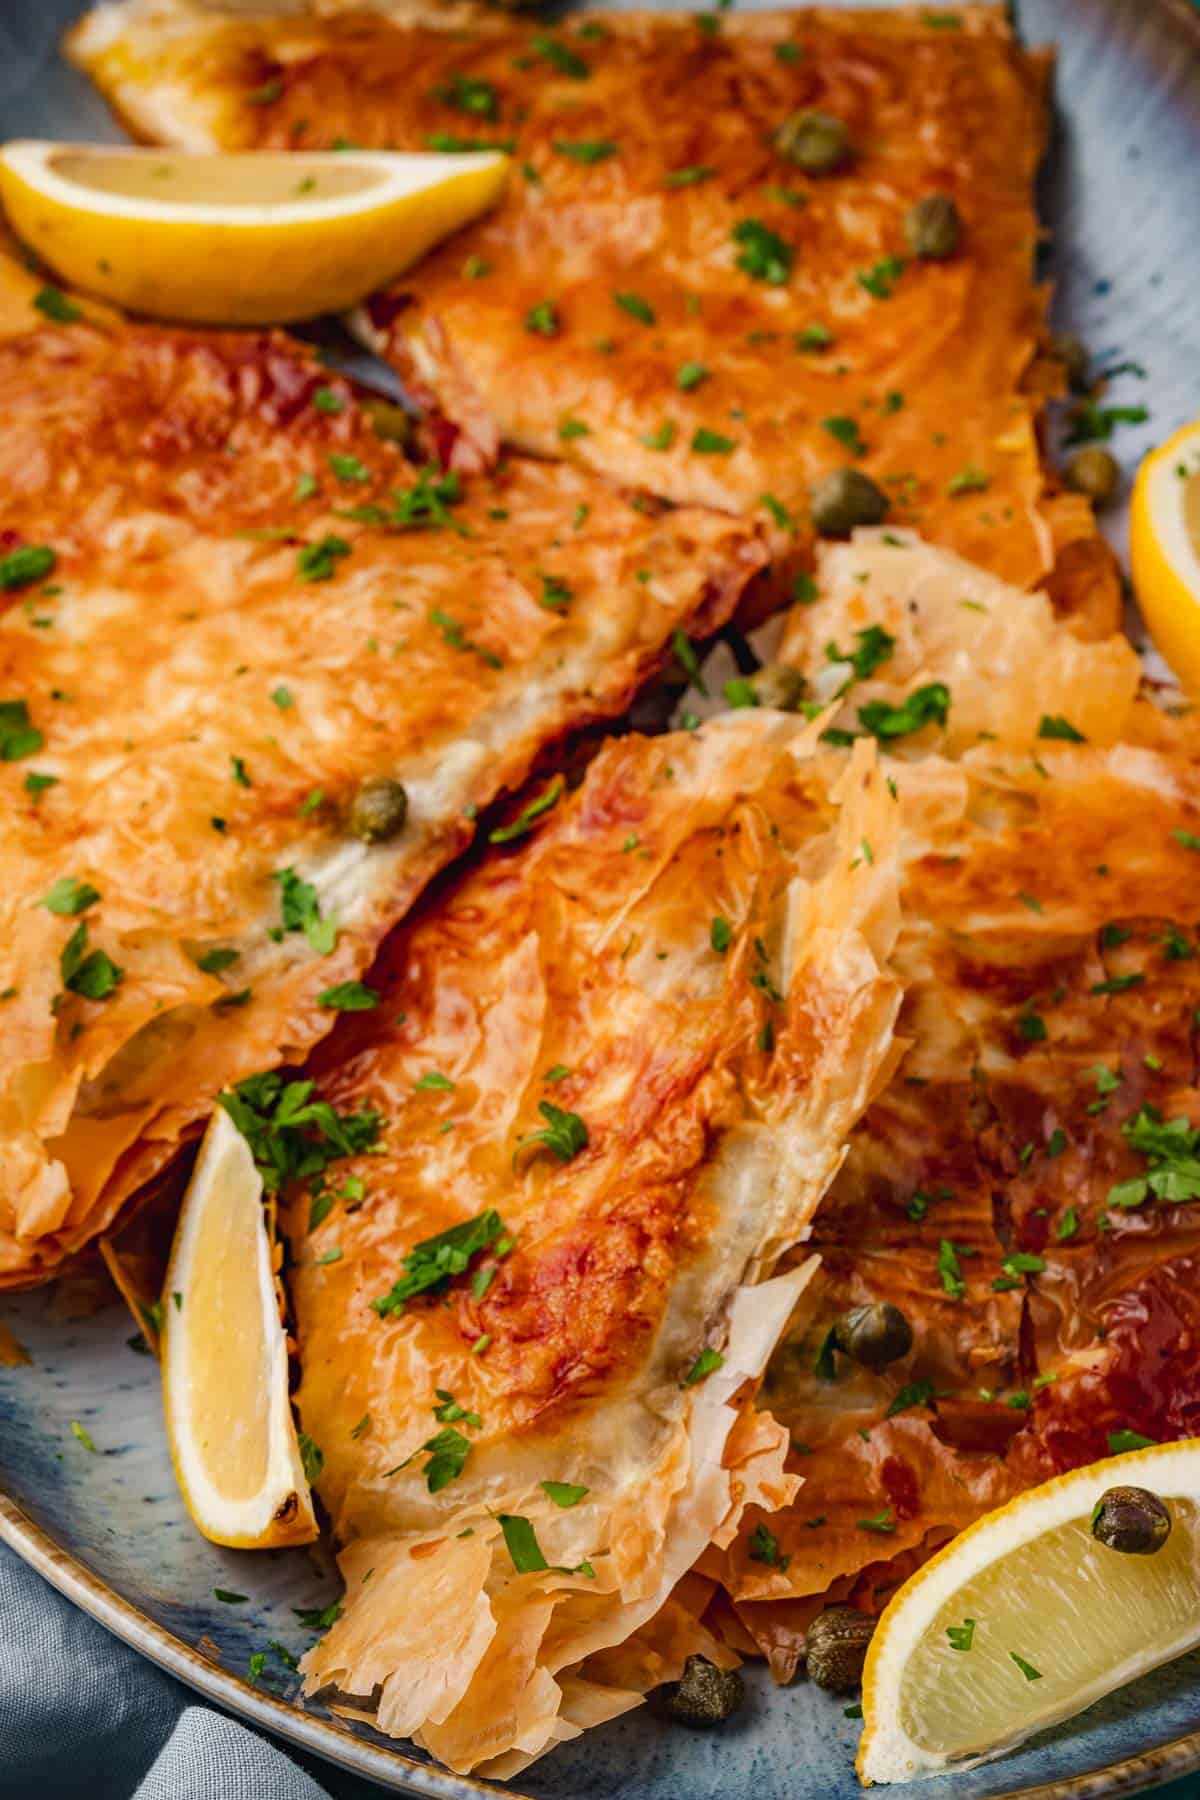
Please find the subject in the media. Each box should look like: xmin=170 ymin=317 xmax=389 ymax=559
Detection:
xmin=6 ymin=1 xmax=1200 ymax=1797
xmin=4 ymin=1479 xmax=1200 ymax=1800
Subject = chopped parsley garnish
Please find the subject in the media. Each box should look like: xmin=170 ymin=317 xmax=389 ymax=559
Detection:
xmin=312 ymin=386 xmax=345 ymax=416
xmin=671 ymin=626 xmax=708 ymax=693
xmin=1091 ymin=973 xmax=1144 ymax=995
xmin=796 ymin=322 xmax=834 ymax=352
xmin=642 ymin=420 xmax=676 ymax=450
xmin=1038 ymin=714 xmax=1087 ymax=743
xmin=419 ymin=1426 xmax=473 ymax=1492
xmin=430 ymin=605 xmax=503 ymax=670
xmin=823 ymin=415 xmax=866 ymax=456
xmin=946 ymin=1619 xmax=975 ymax=1651
xmin=218 ymin=1070 xmax=382 ymax=1192
xmin=40 ymin=876 xmax=99 ymax=916
xmin=372 ymin=1209 xmax=508 ymax=1317
xmin=857 ymin=256 xmax=907 ymax=300
xmin=0 ymin=698 xmax=43 ymax=761
xmin=271 ymin=684 xmax=294 ymax=710
xmin=60 ymin=921 xmax=123 ymax=1001
xmin=247 ymin=1652 xmax=267 ymax=1684
xmin=34 ymin=286 xmax=82 ymax=323
xmin=1010 ymin=1653 xmax=1042 ymax=1682
xmin=937 ymin=1238 xmax=967 ymax=1300
xmin=426 ymin=131 xmax=515 ymax=154
xmin=71 ymin=1420 xmax=97 ymax=1452
xmin=1018 ymin=1011 xmax=1047 ymax=1042
xmin=676 ymin=360 xmax=710 ymax=392
xmin=1108 ymin=1429 xmax=1157 ymax=1453
xmin=1172 ymin=829 xmax=1200 ymax=852
xmin=885 ymin=1381 xmax=936 ymax=1419
xmin=857 ymin=682 xmax=949 ymax=740
xmin=24 ymin=771 xmax=58 ymax=800
xmin=1064 ymin=401 xmax=1148 ymax=446
xmin=293 ymin=1600 xmax=342 ymax=1632
xmin=539 ymin=572 xmax=574 ymax=610
xmin=499 ymin=1514 xmax=549 ymax=1572
xmin=214 ymin=1588 xmax=249 ymax=1604
xmin=489 ymin=774 xmax=564 ymax=844
xmin=433 ymin=71 xmax=499 ymax=118
xmin=520 ymin=1100 xmax=588 ymax=1162
xmin=724 ymin=678 xmax=757 ymax=711
xmin=298 ymin=1432 xmax=324 ymax=1485
xmin=541 ymin=1479 xmax=590 ymax=1507
xmin=0 ymin=546 xmax=56 ymax=591
xmin=826 ymin=624 xmax=894 ymax=681
xmin=857 ymin=1507 xmax=896 ymax=1534
xmin=197 ymin=948 xmax=238 ymax=975
xmin=557 ymin=416 xmax=590 ymax=441
xmin=732 ymin=218 xmax=793 ymax=285
xmin=691 ymin=427 xmax=737 ymax=454
xmin=317 ymin=981 xmax=380 ymax=1011
xmin=814 ymin=1325 xmax=839 ymax=1381
xmin=553 ymin=139 xmax=617 ymax=163
xmin=297 ymin=534 xmax=351 ymax=582
xmin=761 ymin=492 xmax=795 ymax=532
xmin=614 ymin=290 xmax=656 ymax=325
xmin=664 ymin=164 xmax=714 ymax=188
xmin=526 ymin=300 xmax=560 ymax=337
xmin=321 ymin=455 xmax=367 ymax=494
xmin=710 ymin=916 xmax=733 ymax=954
xmin=1107 ymin=1105 xmax=1200 ymax=1209
xmin=529 ymin=32 xmax=591 ymax=78
xmin=947 ymin=464 xmax=990 ymax=497
xmin=415 ymin=1070 xmax=455 ymax=1092
xmin=683 ymin=1346 xmax=724 ymax=1386
xmin=748 ymin=1522 xmax=790 ymax=1569
xmin=274 ymin=866 xmax=336 ymax=954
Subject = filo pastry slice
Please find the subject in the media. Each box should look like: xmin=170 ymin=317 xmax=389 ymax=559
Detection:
xmin=65 ymin=0 xmax=1117 ymax=617
xmin=272 ymin=710 xmax=906 ymax=1774
xmin=0 ymin=307 xmax=765 ymax=1287
xmin=699 ymin=535 xmax=1191 ymax=1671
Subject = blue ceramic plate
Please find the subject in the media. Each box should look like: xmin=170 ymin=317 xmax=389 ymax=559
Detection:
xmin=2 ymin=3 xmax=1200 ymax=1797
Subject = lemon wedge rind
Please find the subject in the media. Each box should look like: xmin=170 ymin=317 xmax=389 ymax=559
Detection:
xmin=0 ymin=140 xmax=509 ymax=325
xmin=1130 ymin=419 xmax=1200 ymax=692
xmin=858 ymin=1439 xmax=1200 ymax=1785
xmin=161 ymin=1106 xmax=318 ymax=1551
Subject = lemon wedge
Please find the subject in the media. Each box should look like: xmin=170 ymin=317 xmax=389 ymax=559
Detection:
xmin=0 ymin=141 xmax=508 ymax=326
xmin=858 ymin=1439 xmax=1200 ymax=1784
xmin=161 ymin=1106 xmax=318 ymax=1549
xmin=1130 ymin=419 xmax=1200 ymax=692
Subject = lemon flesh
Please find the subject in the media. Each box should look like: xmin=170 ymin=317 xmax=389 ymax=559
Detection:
xmin=859 ymin=1441 xmax=1200 ymax=1784
xmin=1130 ymin=421 xmax=1200 ymax=693
xmin=161 ymin=1107 xmax=317 ymax=1549
xmin=0 ymin=141 xmax=509 ymax=325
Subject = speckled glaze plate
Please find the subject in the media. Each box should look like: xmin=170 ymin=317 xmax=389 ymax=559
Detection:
xmin=2 ymin=2 xmax=1200 ymax=1797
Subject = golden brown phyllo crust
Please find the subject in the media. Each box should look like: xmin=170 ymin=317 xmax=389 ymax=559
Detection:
xmin=278 ymin=713 xmax=906 ymax=1771
xmin=0 ymin=312 xmax=766 ymax=1288
xmin=70 ymin=1 xmax=1111 ymax=614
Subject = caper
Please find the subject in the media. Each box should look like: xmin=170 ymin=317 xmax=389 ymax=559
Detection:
xmin=1050 ymin=331 xmax=1090 ymax=394
xmin=1062 ymin=446 xmax=1119 ymax=508
xmin=904 ymin=193 xmax=961 ymax=260
xmin=1091 ymin=1485 xmax=1172 ymax=1556
xmin=805 ymin=1606 xmax=876 ymax=1693
xmin=348 ymin=775 xmax=409 ymax=844
xmin=361 ymin=398 xmax=412 ymax=445
xmin=657 ymin=1654 xmax=744 ymax=1726
xmin=832 ymin=1302 xmax=913 ymax=1370
xmin=775 ymin=110 xmax=852 ymax=175
xmin=749 ymin=662 xmax=807 ymax=712
xmin=810 ymin=468 xmax=889 ymax=538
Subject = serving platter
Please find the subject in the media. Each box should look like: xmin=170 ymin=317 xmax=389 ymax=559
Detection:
xmin=2 ymin=1 xmax=1200 ymax=1797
